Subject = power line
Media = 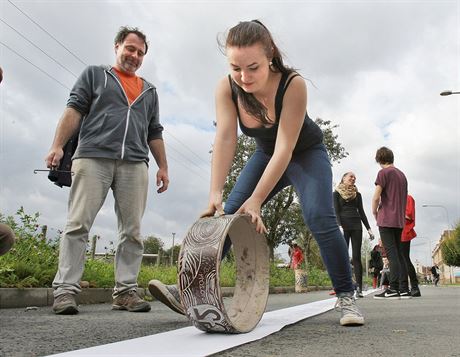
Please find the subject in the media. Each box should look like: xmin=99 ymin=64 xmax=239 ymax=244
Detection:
xmin=0 ymin=41 xmax=71 ymax=91
xmin=164 ymin=129 xmax=211 ymax=166
xmin=165 ymin=142 xmax=210 ymax=179
xmin=165 ymin=147 xmax=209 ymax=182
xmin=165 ymin=137 xmax=211 ymax=177
xmin=0 ymin=17 xmax=79 ymax=78
xmin=7 ymin=0 xmax=87 ymax=66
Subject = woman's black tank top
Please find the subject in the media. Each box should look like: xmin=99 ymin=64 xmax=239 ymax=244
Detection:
xmin=229 ymin=72 xmax=323 ymax=155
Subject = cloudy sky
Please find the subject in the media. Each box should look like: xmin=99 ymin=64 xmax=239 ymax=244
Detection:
xmin=1 ymin=0 xmax=458 ymax=267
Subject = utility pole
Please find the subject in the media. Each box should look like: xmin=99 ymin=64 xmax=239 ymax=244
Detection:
xmin=41 ymin=225 xmax=48 ymax=240
xmin=170 ymin=232 xmax=176 ymax=266
xmin=90 ymin=235 xmax=98 ymax=260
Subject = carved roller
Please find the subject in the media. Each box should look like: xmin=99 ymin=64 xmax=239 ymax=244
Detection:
xmin=178 ymin=214 xmax=270 ymax=333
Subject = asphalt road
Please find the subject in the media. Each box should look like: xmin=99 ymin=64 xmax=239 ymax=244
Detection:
xmin=0 ymin=286 xmax=458 ymax=357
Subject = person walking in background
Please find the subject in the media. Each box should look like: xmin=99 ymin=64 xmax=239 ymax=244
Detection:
xmin=45 ymin=26 xmax=169 ymax=315
xmin=431 ymin=265 xmax=440 ymax=286
xmin=334 ymin=171 xmax=374 ymax=298
xmin=372 ymin=147 xmax=410 ymax=299
xmin=290 ymin=243 xmax=304 ymax=270
xmin=150 ymin=19 xmax=364 ymax=326
xmin=401 ymin=194 xmax=420 ymax=297
xmin=369 ymin=244 xmax=383 ymax=288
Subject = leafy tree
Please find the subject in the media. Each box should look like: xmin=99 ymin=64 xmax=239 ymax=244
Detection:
xmin=315 ymin=118 xmax=348 ymax=163
xmin=143 ymin=235 xmax=164 ymax=254
xmin=441 ymin=224 xmax=460 ymax=267
xmin=222 ymin=135 xmax=256 ymax=199
xmin=293 ymin=208 xmax=325 ymax=270
xmin=222 ymin=117 xmax=348 ymax=261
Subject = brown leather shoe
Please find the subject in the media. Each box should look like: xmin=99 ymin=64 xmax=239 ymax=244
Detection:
xmin=112 ymin=290 xmax=151 ymax=312
xmin=53 ymin=293 xmax=79 ymax=315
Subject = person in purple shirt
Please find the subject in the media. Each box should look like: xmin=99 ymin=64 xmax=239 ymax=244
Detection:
xmin=371 ymin=147 xmax=410 ymax=299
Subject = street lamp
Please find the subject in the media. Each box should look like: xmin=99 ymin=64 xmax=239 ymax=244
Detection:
xmin=422 ymin=204 xmax=451 ymax=229
xmin=440 ymin=90 xmax=460 ymax=96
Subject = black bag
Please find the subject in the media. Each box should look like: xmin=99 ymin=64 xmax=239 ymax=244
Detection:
xmin=48 ymin=132 xmax=79 ymax=187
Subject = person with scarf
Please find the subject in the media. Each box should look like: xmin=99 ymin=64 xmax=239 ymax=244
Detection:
xmin=334 ymin=172 xmax=374 ymax=298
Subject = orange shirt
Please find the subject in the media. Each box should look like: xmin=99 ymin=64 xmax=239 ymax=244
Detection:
xmin=113 ymin=68 xmax=143 ymax=104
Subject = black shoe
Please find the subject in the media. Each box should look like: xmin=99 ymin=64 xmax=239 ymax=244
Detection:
xmin=410 ymin=287 xmax=421 ymax=297
xmin=399 ymin=291 xmax=412 ymax=299
xmin=356 ymin=288 xmax=364 ymax=298
xmin=374 ymin=288 xmax=400 ymax=300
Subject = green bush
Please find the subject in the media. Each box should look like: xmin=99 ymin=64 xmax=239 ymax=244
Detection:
xmin=0 ymin=208 xmax=59 ymax=288
xmin=82 ymin=259 xmax=115 ymax=288
xmin=307 ymin=266 xmax=332 ymax=287
xmin=270 ymin=265 xmax=295 ymax=287
xmin=138 ymin=265 xmax=179 ymax=287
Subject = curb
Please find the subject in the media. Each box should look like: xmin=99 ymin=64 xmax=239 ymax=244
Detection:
xmin=0 ymin=286 xmax=333 ymax=309
xmin=0 ymin=288 xmax=134 ymax=309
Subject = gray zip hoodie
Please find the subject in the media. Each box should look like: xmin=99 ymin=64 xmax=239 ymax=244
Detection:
xmin=67 ymin=65 xmax=163 ymax=164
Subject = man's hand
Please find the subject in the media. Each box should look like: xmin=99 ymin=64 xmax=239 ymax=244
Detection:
xmin=156 ymin=168 xmax=169 ymax=193
xmin=45 ymin=107 xmax=82 ymax=168
xmin=45 ymin=147 xmax=64 ymax=169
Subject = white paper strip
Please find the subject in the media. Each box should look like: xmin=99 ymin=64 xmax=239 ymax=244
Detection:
xmin=49 ymin=290 xmax=375 ymax=357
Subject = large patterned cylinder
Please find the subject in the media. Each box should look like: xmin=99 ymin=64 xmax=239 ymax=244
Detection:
xmin=178 ymin=214 xmax=270 ymax=333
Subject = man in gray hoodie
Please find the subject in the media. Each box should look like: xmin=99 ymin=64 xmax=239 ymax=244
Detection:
xmin=45 ymin=26 xmax=169 ymax=315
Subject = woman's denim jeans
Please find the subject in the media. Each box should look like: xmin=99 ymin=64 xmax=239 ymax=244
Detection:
xmin=222 ymin=143 xmax=354 ymax=294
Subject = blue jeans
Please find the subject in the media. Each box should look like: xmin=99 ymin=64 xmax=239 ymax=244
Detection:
xmin=222 ymin=143 xmax=354 ymax=294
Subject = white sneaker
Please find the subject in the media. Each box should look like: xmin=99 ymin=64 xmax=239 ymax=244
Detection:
xmin=335 ymin=294 xmax=364 ymax=326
